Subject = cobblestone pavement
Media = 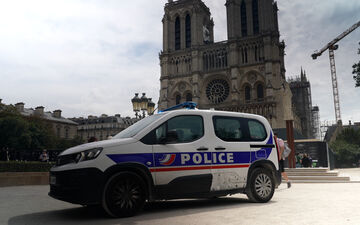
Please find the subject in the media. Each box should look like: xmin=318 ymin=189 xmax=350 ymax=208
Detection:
xmin=1 ymin=183 xmax=359 ymax=225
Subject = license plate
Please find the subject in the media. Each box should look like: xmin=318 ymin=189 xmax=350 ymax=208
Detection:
xmin=50 ymin=176 xmax=56 ymax=185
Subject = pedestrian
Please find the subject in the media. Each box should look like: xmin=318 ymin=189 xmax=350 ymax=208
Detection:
xmin=39 ymin=150 xmax=49 ymax=162
xmin=301 ymin=153 xmax=311 ymax=168
xmin=275 ymin=133 xmax=291 ymax=188
xmin=295 ymin=153 xmax=302 ymax=168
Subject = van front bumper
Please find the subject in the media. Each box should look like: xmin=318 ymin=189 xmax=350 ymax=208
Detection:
xmin=48 ymin=168 xmax=104 ymax=205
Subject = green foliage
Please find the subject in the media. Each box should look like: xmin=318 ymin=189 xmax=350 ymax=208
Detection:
xmin=331 ymin=128 xmax=360 ymax=168
xmin=353 ymin=44 xmax=360 ymax=87
xmin=0 ymin=161 xmax=54 ymax=172
xmin=0 ymin=115 xmax=31 ymax=150
xmin=0 ymin=107 xmax=84 ymax=152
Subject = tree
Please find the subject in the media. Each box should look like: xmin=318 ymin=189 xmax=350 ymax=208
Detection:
xmin=353 ymin=43 xmax=360 ymax=87
xmin=330 ymin=127 xmax=360 ymax=167
xmin=0 ymin=115 xmax=31 ymax=150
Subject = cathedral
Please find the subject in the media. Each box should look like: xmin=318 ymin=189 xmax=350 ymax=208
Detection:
xmin=158 ymin=0 xmax=294 ymax=129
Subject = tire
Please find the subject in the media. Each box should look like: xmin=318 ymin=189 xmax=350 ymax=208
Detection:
xmin=102 ymin=172 xmax=146 ymax=217
xmin=246 ymin=168 xmax=275 ymax=203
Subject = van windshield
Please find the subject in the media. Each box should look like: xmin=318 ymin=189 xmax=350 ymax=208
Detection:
xmin=114 ymin=114 xmax=164 ymax=139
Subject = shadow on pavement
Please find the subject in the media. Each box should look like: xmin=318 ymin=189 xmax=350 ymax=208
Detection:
xmin=8 ymin=196 xmax=274 ymax=225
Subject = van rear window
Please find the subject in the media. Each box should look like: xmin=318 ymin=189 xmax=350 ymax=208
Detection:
xmin=213 ymin=116 xmax=267 ymax=142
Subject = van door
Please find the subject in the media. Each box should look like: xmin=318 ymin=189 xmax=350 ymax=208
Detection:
xmin=151 ymin=115 xmax=212 ymax=198
xmin=209 ymin=115 xmax=251 ymax=191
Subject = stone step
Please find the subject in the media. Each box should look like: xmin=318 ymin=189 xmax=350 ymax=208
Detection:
xmin=283 ymin=180 xmax=355 ymax=183
xmin=286 ymin=171 xmax=339 ymax=176
xmin=285 ymin=168 xmax=329 ymax=173
xmin=287 ymin=176 xmax=350 ymax=181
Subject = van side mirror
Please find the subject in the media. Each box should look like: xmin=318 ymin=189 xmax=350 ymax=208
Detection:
xmin=159 ymin=130 xmax=178 ymax=144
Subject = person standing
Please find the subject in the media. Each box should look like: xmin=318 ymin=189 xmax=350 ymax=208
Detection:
xmin=275 ymin=133 xmax=291 ymax=188
xmin=39 ymin=150 xmax=49 ymax=162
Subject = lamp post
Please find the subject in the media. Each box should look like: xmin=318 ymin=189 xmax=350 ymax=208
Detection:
xmin=131 ymin=93 xmax=156 ymax=119
xmin=131 ymin=93 xmax=141 ymax=118
xmin=147 ymin=98 xmax=155 ymax=115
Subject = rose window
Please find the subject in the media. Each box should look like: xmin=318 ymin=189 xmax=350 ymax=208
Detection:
xmin=206 ymin=79 xmax=230 ymax=104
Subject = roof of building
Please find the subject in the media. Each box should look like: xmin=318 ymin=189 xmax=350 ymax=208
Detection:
xmin=20 ymin=108 xmax=78 ymax=125
xmin=71 ymin=115 xmax=138 ymax=126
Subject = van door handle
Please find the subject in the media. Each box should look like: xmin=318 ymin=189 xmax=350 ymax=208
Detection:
xmin=197 ymin=147 xmax=209 ymax=151
xmin=215 ymin=147 xmax=226 ymax=151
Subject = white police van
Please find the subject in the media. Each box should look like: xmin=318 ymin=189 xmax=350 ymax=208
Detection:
xmin=49 ymin=102 xmax=281 ymax=217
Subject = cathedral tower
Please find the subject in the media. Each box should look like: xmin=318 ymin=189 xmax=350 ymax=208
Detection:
xmin=158 ymin=0 xmax=293 ymax=129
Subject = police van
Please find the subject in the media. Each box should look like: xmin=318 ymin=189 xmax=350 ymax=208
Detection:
xmin=49 ymin=102 xmax=281 ymax=217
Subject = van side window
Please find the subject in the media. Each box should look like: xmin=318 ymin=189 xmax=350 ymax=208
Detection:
xmin=213 ymin=116 xmax=244 ymax=142
xmin=140 ymin=116 xmax=203 ymax=145
xmin=166 ymin=115 xmax=204 ymax=143
xmin=248 ymin=119 xmax=266 ymax=141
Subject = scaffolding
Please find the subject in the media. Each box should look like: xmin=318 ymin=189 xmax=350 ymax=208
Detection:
xmin=288 ymin=70 xmax=315 ymax=139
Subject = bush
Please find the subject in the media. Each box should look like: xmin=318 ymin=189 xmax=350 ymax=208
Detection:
xmin=0 ymin=161 xmax=55 ymax=172
xmin=331 ymin=140 xmax=360 ymax=168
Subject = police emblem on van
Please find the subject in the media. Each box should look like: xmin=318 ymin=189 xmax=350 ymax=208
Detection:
xmin=159 ymin=154 xmax=176 ymax=166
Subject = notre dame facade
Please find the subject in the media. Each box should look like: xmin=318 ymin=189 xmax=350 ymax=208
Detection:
xmin=158 ymin=0 xmax=296 ymax=130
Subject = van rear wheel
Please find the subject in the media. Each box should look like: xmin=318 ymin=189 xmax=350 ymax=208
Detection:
xmin=246 ymin=168 xmax=275 ymax=203
xmin=102 ymin=172 xmax=146 ymax=217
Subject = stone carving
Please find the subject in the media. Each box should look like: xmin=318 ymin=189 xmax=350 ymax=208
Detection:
xmin=247 ymin=73 xmax=257 ymax=84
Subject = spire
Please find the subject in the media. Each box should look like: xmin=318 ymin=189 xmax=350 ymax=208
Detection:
xmin=300 ymin=67 xmax=306 ymax=81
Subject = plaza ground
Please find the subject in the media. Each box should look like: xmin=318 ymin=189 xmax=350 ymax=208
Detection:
xmin=1 ymin=181 xmax=360 ymax=225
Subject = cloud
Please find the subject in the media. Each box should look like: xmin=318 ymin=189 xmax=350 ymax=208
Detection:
xmin=0 ymin=0 xmax=359 ymax=125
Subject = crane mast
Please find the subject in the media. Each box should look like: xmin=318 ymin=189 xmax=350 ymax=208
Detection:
xmin=312 ymin=20 xmax=360 ymax=124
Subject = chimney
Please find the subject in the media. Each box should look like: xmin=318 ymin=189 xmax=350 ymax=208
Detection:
xmin=15 ymin=102 xmax=25 ymax=112
xmin=35 ymin=106 xmax=44 ymax=116
xmin=53 ymin=110 xmax=62 ymax=118
xmin=115 ymin=114 xmax=121 ymax=117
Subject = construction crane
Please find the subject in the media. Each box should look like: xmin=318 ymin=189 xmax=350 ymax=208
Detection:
xmin=312 ymin=20 xmax=360 ymax=124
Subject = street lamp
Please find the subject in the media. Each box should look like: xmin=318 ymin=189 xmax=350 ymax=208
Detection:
xmin=131 ymin=93 xmax=156 ymax=118
xmin=131 ymin=93 xmax=141 ymax=118
xmin=147 ymin=98 xmax=155 ymax=115
xmin=140 ymin=93 xmax=148 ymax=118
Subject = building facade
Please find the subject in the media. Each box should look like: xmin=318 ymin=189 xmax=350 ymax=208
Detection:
xmin=13 ymin=102 xmax=78 ymax=140
xmin=71 ymin=114 xmax=138 ymax=142
xmin=158 ymin=0 xmax=294 ymax=129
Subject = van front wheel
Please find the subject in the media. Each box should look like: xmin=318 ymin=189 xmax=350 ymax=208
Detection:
xmin=102 ymin=172 xmax=146 ymax=217
xmin=246 ymin=168 xmax=275 ymax=203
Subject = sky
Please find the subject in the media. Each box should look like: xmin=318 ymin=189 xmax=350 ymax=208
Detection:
xmin=0 ymin=0 xmax=359 ymax=125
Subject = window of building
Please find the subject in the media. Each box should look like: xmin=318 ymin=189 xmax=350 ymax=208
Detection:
xmin=257 ymin=83 xmax=264 ymax=100
xmin=56 ymin=127 xmax=61 ymax=138
xmin=176 ymin=94 xmax=181 ymax=105
xmin=245 ymin=85 xmax=251 ymax=102
xmin=252 ymin=0 xmax=259 ymax=34
xmin=241 ymin=0 xmax=247 ymax=37
xmin=65 ymin=128 xmax=69 ymax=139
xmin=175 ymin=16 xmax=181 ymax=50
xmin=186 ymin=93 xmax=192 ymax=102
xmin=185 ymin=14 xmax=191 ymax=48
xmin=206 ymin=79 xmax=230 ymax=104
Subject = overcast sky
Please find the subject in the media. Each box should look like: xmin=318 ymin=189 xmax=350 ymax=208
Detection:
xmin=0 ymin=0 xmax=359 ymax=125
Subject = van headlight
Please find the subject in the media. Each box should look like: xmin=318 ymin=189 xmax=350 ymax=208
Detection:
xmin=56 ymin=147 xmax=103 ymax=166
xmin=75 ymin=147 xmax=103 ymax=163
